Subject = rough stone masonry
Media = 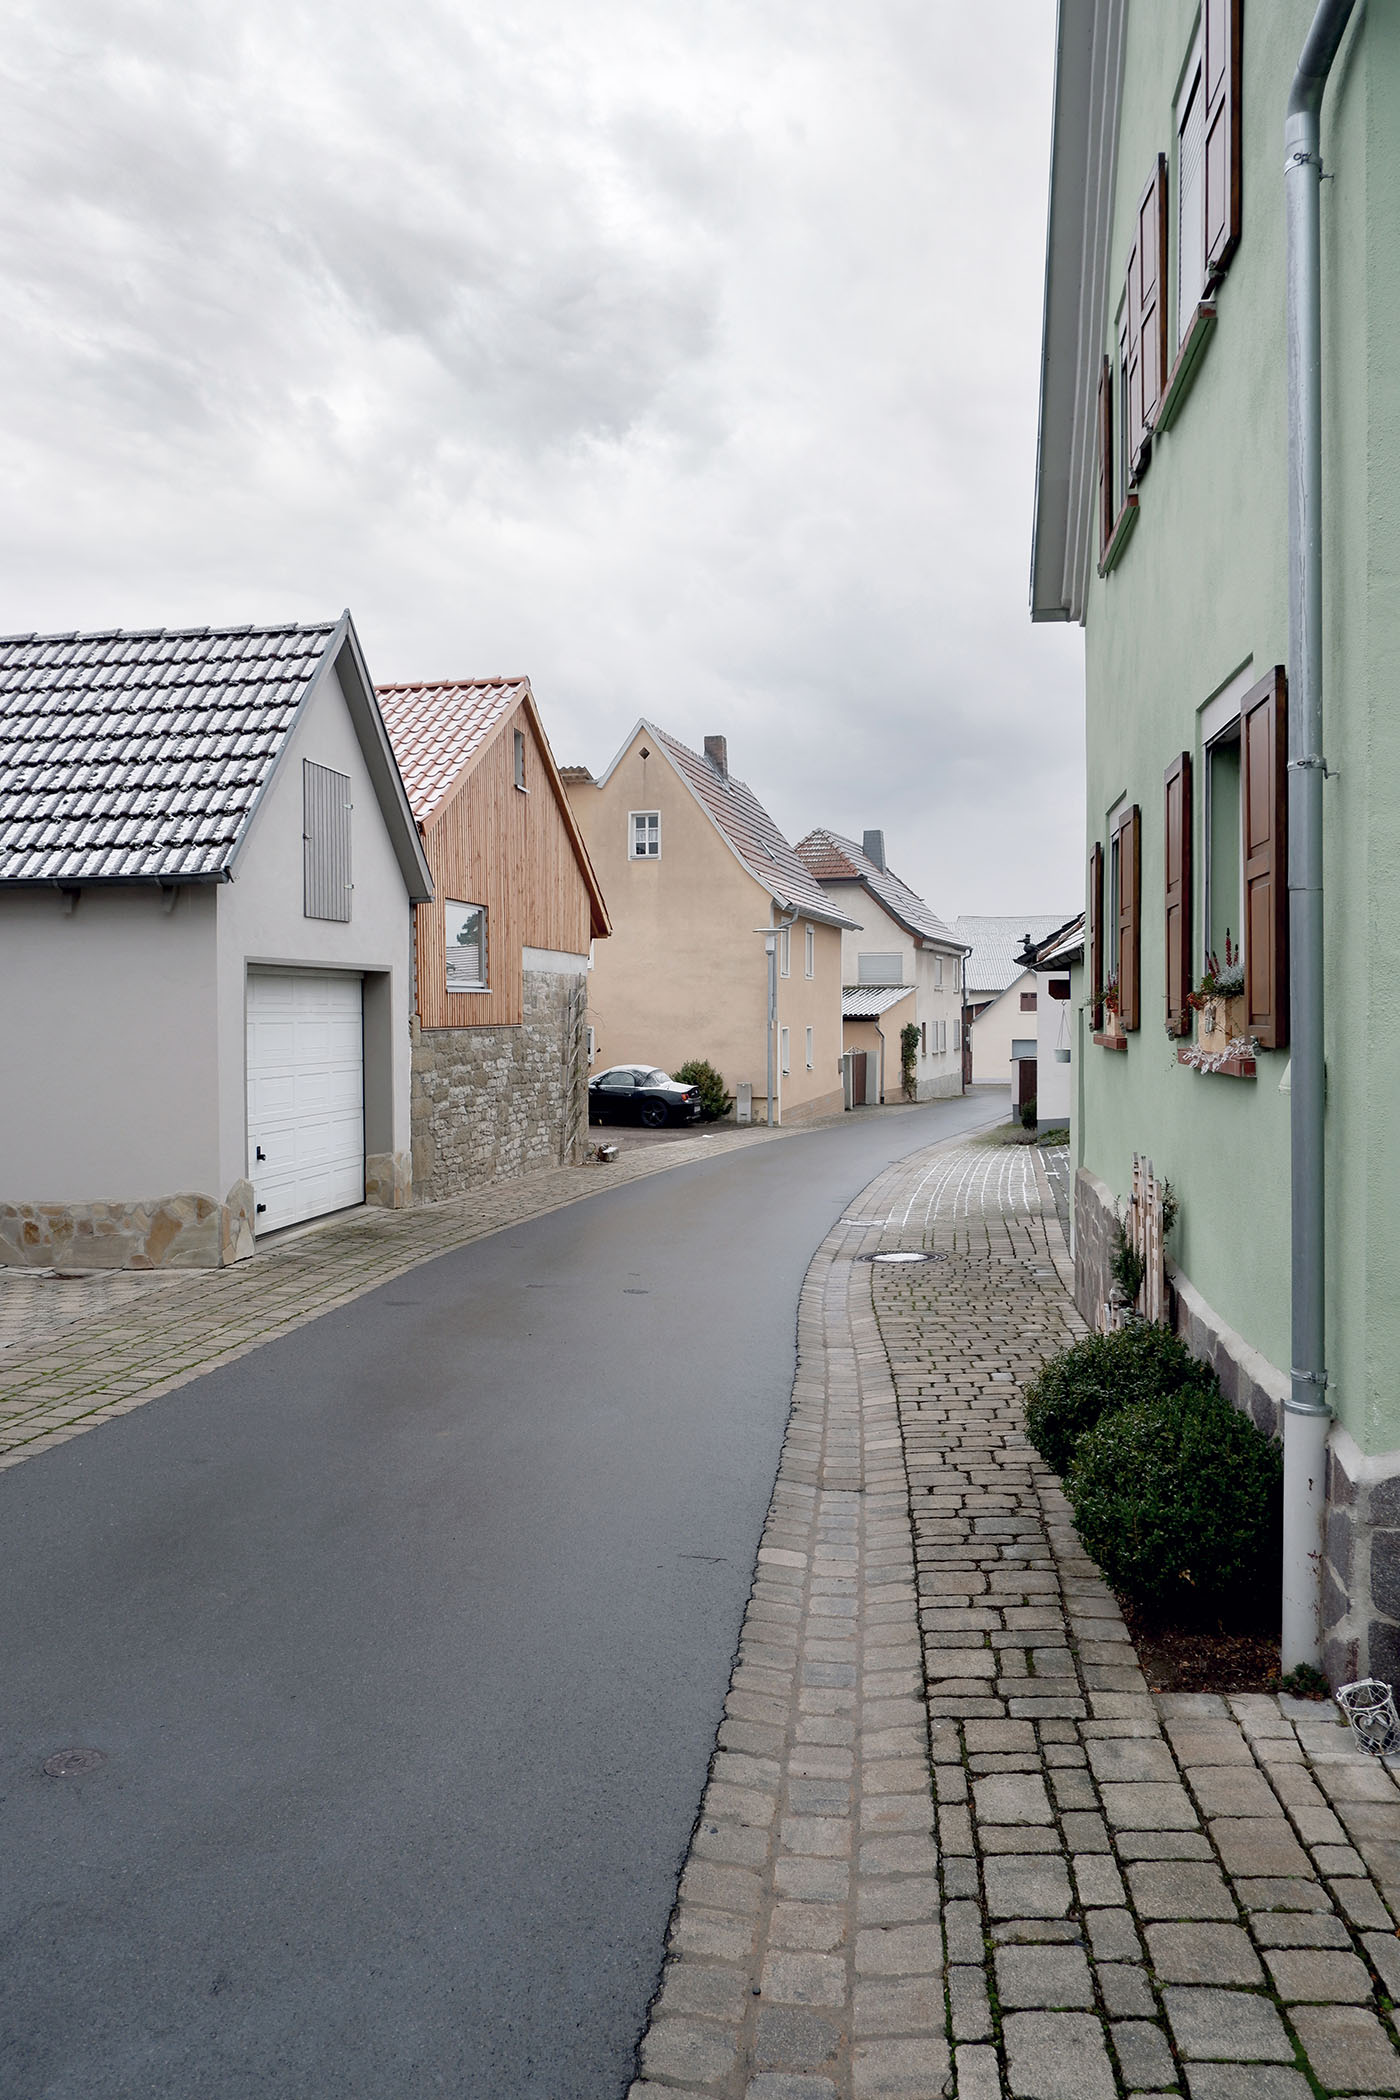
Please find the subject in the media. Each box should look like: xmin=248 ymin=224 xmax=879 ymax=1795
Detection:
xmin=631 ymin=1139 xmax=1400 ymax=2100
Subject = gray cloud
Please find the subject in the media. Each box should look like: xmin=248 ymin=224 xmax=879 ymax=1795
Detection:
xmin=2 ymin=0 xmax=1083 ymax=918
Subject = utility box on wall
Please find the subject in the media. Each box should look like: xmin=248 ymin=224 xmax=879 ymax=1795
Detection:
xmin=736 ymin=1081 xmax=752 ymax=1125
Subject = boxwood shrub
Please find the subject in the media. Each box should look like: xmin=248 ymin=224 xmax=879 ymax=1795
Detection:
xmin=1023 ymin=1322 xmax=1215 ymax=1478
xmin=674 ymin=1059 xmax=733 ymax=1121
xmin=1067 ymin=1382 xmax=1282 ymax=1620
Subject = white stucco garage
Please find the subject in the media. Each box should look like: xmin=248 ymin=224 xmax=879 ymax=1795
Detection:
xmin=0 ymin=614 xmax=433 ymax=1268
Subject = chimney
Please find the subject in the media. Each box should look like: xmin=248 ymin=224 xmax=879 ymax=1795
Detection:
xmin=862 ymin=829 xmax=886 ymax=872
xmin=704 ymin=735 xmax=728 ymax=779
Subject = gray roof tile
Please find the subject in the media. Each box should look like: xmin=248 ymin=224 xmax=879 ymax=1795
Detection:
xmin=0 ymin=620 xmax=341 ymax=884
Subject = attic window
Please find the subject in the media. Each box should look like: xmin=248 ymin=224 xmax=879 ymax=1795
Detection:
xmin=630 ymin=811 xmax=660 ymax=859
xmin=514 ymin=728 xmax=527 ymax=791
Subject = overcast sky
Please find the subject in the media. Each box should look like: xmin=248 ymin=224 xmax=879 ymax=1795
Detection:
xmin=3 ymin=0 xmax=1083 ymax=920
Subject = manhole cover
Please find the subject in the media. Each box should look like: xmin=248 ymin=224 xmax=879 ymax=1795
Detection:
xmin=42 ymin=1747 xmax=106 ymax=1778
xmin=868 ymin=1251 xmax=935 ymax=1265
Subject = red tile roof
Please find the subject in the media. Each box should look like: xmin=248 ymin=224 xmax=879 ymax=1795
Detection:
xmin=376 ymin=677 xmax=529 ymax=824
xmin=794 ymin=828 xmax=963 ymax=949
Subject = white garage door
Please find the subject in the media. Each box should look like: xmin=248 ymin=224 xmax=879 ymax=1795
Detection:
xmin=246 ymin=971 xmax=364 ymax=1235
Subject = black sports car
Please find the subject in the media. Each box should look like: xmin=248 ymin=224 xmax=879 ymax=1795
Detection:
xmin=587 ymin=1066 xmax=703 ymax=1128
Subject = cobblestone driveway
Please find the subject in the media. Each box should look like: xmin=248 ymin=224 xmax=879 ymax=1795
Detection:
xmin=633 ymin=1141 xmax=1400 ymax=2099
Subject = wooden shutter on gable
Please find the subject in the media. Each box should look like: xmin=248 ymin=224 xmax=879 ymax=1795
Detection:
xmin=1135 ymin=157 xmax=1169 ymax=467
xmin=1097 ymin=357 xmax=1114 ymax=559
xmin=1089 ymin=842 xmax=1104 ymax=1029
xmin=1242 ymin=666 xmax=1289 ymax=1049
xmin=1122 ymin=234 xmax=1142 ymax=475
xmin=1163 ymin=752 xmax=1193 ymax=1037
xmin=1117 ymin=805 xmax=1142 ymax=1031
xmin=1204 ymin=0 xmax=1243 ymax=278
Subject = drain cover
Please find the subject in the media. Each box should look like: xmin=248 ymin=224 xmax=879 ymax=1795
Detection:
xmin=869 ymin=1250 xmax=934 ymax=1265
xmin=42 ymin=1748 xmax=106 ymax=1778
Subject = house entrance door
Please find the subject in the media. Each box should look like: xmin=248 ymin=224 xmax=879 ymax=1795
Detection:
xmin=851 ymin=1051 xmax=868 ymax=1106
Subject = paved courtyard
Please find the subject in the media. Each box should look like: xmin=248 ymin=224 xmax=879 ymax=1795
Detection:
xmin=632 ymin=1140 xmax=1400 ymax=2099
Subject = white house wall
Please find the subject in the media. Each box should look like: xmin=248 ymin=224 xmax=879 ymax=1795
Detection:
xmin=214 ymin=656 xmax=415 ymax=1209
xmin=838 ymin=893 xmax=963 ymax=1100
xmin=1035 ymin=984 xmax=1073 ymax=1123
xmin=970 ymin=971 xmax=1037 ymax=1086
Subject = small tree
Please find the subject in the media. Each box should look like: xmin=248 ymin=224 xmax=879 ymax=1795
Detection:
xmin=1019 ymin=1094 xmax=1037 ymax=1131
xmin=899 ymin=1023 xmax=920 ymax=1101
xmin=675 ymin=1059 xmax=733 ymax=1120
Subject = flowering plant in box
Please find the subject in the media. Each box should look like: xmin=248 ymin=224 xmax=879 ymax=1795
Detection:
xmin=1186 ymin=931 xmax=1244 ymax=1009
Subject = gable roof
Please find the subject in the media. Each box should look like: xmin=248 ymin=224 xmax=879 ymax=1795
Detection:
xmin=595 ymin=719 xmax=858 ymax=930
xmin=956 ymin=914 xmax=1077 ymax=997
xmin=794 ymin=827 xmax=965 ymax=950
xmin=375 ymin=678 xmax=529 ymax=825
xmin=1022 ymin=912 xmax=1086 ymax=970
xmin=377 ymin=675 xmax=610 ymax=940
xmin=0 ymin=613 xmax=432 ymax=898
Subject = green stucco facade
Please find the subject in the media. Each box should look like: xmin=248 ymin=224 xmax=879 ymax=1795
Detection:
xmin=1076 ymin=0 xmax=1400 ymax=1479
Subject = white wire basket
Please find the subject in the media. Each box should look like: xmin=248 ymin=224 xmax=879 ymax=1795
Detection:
xmin=1335 ymin=1677 xmax=1400 ymax=1759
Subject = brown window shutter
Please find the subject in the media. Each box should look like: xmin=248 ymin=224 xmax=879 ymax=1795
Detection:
xmin=1097 ymin=357 xmax=1114 ymax=560
xmin=1204 ymin=0 xmax=1243 ymax=278
xmin=1242 ymin=666 xmax=1289 ymax=1049
xmin=1122 ymin=235 xmax=1142 ymax=472
xmin=1163 ymin=751 xmax=1193 ymax=1037
xmin=1089 ymin=842 xmax=1104 ymax=1028
xmin=1117 ymin=805 xmax=1142 ymax=1031
xmin=1136 ymin=156 xmax=1169 ymax=465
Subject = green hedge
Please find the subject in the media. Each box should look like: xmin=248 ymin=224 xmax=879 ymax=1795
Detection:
xmin=1067 ymin=1382 xmax=1281 ymax=1619
xmin=1023 ymin=1322 xmax=1215 ymax=1477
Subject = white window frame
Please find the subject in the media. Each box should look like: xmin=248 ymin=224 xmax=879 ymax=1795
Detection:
xmin=629 ymin=810 xmax=660 ymax=860
xmin=780 ymin=924 xmax=791 ymax=978
xmin=934 ymin=956 xmax=944 ymax=988
xmin=805 ymin=1026 xmax=814 ymax=1070
xmin=780 ymin=1026 xmax=790 ymax=1076
xmin=805 ymin=923 xmax=815 ymax=978
xmin=953 ymin=1018 xmax=961 ymax=1051
xmin=586 ymin=1025 xmax=596 ymax=1064
xmin=444 ymin=899 xmax=489 ymax=993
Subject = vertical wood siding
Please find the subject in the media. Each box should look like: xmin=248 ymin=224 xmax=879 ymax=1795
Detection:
xmin=416 ymin=705 xmax=593 ymax=1029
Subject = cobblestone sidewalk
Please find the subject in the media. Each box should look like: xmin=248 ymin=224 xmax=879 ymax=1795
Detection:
xmin=632 ymin=1141 xmax=1400 ymax=2100
xmin=0 ymin=1122 xmax=788 ymax=1470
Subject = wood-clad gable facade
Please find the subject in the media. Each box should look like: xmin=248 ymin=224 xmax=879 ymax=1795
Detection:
xmin=413 ymin=697 xmax=607 ymax=1031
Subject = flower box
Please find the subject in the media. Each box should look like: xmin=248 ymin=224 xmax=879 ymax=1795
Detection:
xmin=1195 ymin=992 xmax=1247 ymax=1057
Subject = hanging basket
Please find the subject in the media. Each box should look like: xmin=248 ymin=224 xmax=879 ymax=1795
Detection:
xmin=1054 ymin=1048 xmax=1071 ymax=1063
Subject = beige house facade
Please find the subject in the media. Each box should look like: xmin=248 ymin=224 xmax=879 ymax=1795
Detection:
xmin=795 ymin=829 xmax=967 ymax=1103
xmin=564 ymin=725 xmax=855 ymax=1124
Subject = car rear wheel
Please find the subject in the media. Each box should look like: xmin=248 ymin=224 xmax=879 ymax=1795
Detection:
xmin=640 ymin=1100 xmax=669 ymax=1128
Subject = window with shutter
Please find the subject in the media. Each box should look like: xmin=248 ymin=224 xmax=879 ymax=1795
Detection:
xmin=1089 ymin=842 xmax=1104 ymax=1029
xmin=1242 ymin=666 xmax=1289 ymax=1049
xmin=1098 ymin=358 xmax=1114 ymax=562
xmin=1177 ymin=32 xmax=1207 ymax=337
xmin=1203 ymin=0 xmax=1243 ymax=278
xmin=1135 ymin=157 xmax=1169 ymax=468
xmin=1116 ymin=806 xmax=1142 ymax=1031
xmin=1164 ymin=752 xmax=1193 ymax=1036
xmin=303 ymin=759 xmax=352 ymax=922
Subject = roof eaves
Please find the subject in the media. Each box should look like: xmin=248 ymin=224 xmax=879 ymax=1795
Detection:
xmin=333 ymin=617 xmax=435 ymax=903
xmin=1031 ymin=0 xmax=1126 ymax=625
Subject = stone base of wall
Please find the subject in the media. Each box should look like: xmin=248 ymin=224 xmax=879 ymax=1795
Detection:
xmin=1075 ymin=1164 xmax=1400 ymax=1685
xmin=365 ymin=1151 xmax=411 ymax=1210
xmin=0 ymin=1177 xmax=256 ymax=1270
xmin=411 ymin=965 xmax=588 ymax=1203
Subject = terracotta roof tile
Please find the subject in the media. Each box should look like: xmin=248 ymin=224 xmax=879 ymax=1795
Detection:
xmin=794 ymin=827 xmax=963 ymax=948
xmin=376 ymin=678 xmax=529 ymax=824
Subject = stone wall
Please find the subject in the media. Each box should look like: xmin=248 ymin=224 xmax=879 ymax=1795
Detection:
xmin=1075 ymin=1164 xmax=1400 ymax=1686
xmin=411 ymin=963 xmax=589 ymax=1202
xmin=0 ymin=1179 xmax=256 ymax=1270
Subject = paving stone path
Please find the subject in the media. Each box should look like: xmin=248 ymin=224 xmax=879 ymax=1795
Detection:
xmin=0 ymin=1122 xmax=792 ymax=1468
xmin=632 ymin=1140 xmax=1400 ymax=2100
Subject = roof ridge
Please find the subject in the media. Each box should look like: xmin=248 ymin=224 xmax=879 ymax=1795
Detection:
xmin=376 ymin=675 xmax=528 ymax=694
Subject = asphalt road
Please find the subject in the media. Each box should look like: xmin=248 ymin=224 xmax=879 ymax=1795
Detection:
xmin=1 ymin=1092 xmax=1003 ymax=2100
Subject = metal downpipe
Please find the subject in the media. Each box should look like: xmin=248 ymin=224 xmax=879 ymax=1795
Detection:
xmin=1282 ymin=0 xmax=1355 ymax=1672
